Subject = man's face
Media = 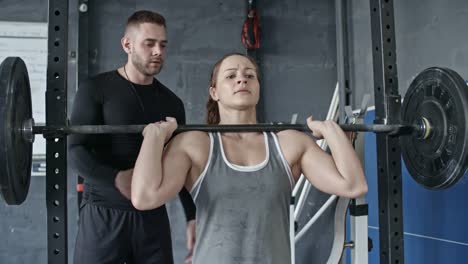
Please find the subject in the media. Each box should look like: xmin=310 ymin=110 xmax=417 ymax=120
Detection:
xmin=129 ymin=23 xmax=167 ymax=76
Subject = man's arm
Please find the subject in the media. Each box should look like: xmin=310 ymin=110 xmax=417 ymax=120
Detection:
xmin=68 ymin=79 xmax=120 ymax=186
xmin=179 ymin=187 xmax=196 ymax=221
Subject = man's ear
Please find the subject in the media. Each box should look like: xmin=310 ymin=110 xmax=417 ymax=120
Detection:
xmin=121 ymin=36 xmax=131 ymax=54
xmin=209 ymin=86 xmax=219 ymax=101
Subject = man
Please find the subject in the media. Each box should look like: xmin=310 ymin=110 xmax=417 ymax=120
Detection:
xmin=69 ymin=10 xmax=196 ymax=264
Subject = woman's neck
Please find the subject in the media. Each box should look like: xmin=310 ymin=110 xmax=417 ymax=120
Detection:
xmin=218 ymin=109 xmax=259 ymax=139
xmin=218 ymin=108 xmax=257 ymax=125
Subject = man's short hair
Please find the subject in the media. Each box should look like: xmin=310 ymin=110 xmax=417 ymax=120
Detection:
xmin=126 ymin=10 xmax=166 ymax=30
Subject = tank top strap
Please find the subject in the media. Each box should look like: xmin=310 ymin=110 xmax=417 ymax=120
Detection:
xmin=267 ymin=132 xmax=296 ymax=189
xmin=189 ymin=132 xmax=215 ymax=200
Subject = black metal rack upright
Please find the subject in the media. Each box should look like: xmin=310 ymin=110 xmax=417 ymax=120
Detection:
xmin=76 ymin=0 xmax=90 ymax=213
xmin=336 ymin=0 xmax=351 ymax=122
xmin=369 ymin=0 xmax=405 ymax=263
xmin=46 ymin=0 xmax=69 ymax=263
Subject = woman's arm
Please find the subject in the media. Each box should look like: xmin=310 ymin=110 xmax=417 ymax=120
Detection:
xmin=298 ymin=117 xmax=368 ymax=198
xmin=131 ymin=118 xmax=192 ymax=210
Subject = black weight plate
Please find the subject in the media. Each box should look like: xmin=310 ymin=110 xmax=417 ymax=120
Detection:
xmin=401 ymin=67 xmax=468 ymax=189
xmin=0 ymin=57 xmax=33 ymax=204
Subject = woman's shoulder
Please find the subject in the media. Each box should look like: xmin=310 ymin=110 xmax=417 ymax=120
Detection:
xmin=176 ymin=130 xmax=210 ymax=140
xmin=169 ymin=131 xmax=212 ymax=165
xmin=171 ymin=130 xmax=211 ymax=148
xmin=276 ymin=129 xmax=308 ymax=140
xmin=276 ymin=129 xmax=315 ymax=148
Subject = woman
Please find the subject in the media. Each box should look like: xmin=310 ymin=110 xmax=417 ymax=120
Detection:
xmin=131 ymin=53 xmax=368 ymax=264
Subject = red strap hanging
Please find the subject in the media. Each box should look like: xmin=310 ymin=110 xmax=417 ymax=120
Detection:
xmin=241 ymin=8 xmax=260 ymax=50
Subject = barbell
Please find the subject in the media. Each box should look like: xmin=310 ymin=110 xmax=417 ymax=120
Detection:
xmin=1 ymin=57 xmax=467 ymax=205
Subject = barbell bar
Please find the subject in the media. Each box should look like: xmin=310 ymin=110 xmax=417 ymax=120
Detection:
xmin=26 ymin=122 xmax=418 ymax=138
xmin=1 ymin=57 xmax=467 ymax=205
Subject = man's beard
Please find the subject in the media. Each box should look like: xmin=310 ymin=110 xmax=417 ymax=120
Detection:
xmin=131 ymin=53 xmax=163 ymax=76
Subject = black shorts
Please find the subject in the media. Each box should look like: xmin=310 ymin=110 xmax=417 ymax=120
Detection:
xmin=73 ymin=203 xmax=174 ymax=264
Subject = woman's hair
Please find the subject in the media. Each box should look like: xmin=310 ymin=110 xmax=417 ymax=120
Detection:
xmin=205 ymin=53 xmax=259 ymax=124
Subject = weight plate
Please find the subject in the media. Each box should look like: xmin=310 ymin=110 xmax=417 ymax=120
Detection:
xmin=401 ymin=67 xmax=468 ymax=189
xmin=0 ymin=57 xmax=33 ymax=204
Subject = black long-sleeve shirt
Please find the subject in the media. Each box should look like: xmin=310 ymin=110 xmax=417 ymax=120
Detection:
xmin=69 ymin=70 xmax=195 ymax=220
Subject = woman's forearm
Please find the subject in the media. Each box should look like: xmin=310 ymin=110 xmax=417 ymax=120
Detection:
xmin=323 ymin=126 xmax=368 ymax=197
xmin=131 ymin=133 xmax=166 ymax=210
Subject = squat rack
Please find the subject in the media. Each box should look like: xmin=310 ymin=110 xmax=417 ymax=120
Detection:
xmin=369 ymin=1 xmax=405 ymax=263
xmin=46 ymin=0 xmax=68 ymax=263
xmin=44 ymin=0 xmax=403 ymax=263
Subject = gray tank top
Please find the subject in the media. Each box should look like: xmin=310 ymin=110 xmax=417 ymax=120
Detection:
xmin=190 ymin=132 xmax=295 ymax=264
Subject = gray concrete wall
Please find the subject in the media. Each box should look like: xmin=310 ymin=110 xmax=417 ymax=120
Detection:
xmin=348 ymin=0 xmax=468 ymax=107
xmin=1 ymin=0 xmax=468 ymax=264
xmin=0 ymin=0 xmax=48 ymax=22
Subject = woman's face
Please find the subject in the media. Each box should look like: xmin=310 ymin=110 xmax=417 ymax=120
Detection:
xmin=210 ymin=55 xmax=260 ymax=110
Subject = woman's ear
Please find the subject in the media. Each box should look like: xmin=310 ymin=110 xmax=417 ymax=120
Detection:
xmin=209 ymin=86 xmax=219 ymax=101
